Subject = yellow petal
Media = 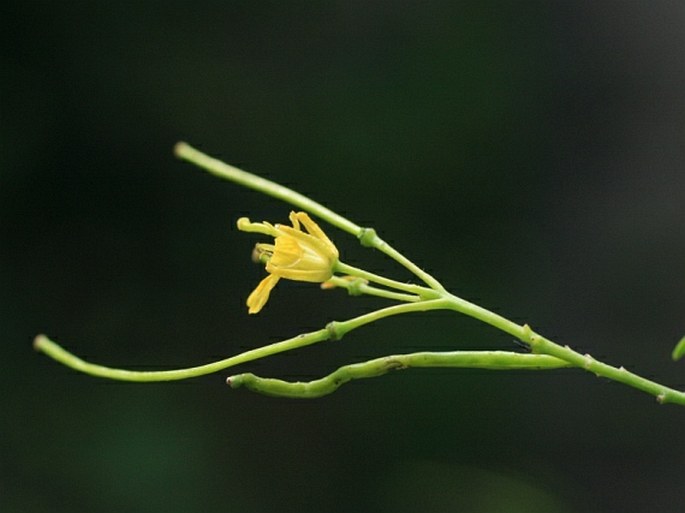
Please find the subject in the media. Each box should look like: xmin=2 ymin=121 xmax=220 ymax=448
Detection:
xmin=270 ymin=237 xmax=304 ymax=267
xmin=288 ymin=211 xmax=301 ymax=231
xmin=266 ymin=266 xmax=331 ymax=282
xmin=246 ymin=274 xmax=280 ymax=314
xmin=295 ymin=212 xmax=336 ymax=250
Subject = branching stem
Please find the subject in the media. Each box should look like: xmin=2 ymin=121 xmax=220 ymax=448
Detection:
xmin=32 ymin=143 xmax=685 ymax=406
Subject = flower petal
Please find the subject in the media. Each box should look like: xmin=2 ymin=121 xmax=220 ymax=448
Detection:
xmin=294 ymin=212 xmax=338 ymax=256
xmin=288 ymin=211 xmax=301 ymax=231
xmin=275 ymin=225 xmax=338 ymax=259
xmin=270 ymin=237 xmax=304 ymax=267
xmin=246 ymin=274 xmax=280 ymax=314
xmin=265 ymin=266 xmax=331 ymax=282
xmin=237 ymin=217 xmax=279 ymax=237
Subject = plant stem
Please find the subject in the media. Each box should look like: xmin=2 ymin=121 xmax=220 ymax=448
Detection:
xmin=33 ymin=301 xmax=441 ymax=382
xmin=436 ymin=293 xmax=685 ymax=405
xmin=228 ymin=351 xmax=571 ymax=398
xmin=323 ymin=276 xmax=421 ymax=303
xmin=33 ymin=331 xmax=328 ymax=382
xmin=441 ymin=292 xmax=527 ymax=339
xmin=174 ymin=142 xmax=361 ymax=235
xmin=328 ymin=299 xmax=446 ymax=340
xmin=526 ymin=332 xmax=685 ymax=405
xmin=335 ymin=261 xmax=439 ymax=299
xmin=358 ymin=228 xmax=447 ymax=292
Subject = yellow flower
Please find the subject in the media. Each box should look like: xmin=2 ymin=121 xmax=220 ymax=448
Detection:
xmin=237 ymin=211 xmax=339 ymax=314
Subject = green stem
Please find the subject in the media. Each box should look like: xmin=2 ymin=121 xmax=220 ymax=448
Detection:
xmin=33 ymin=331 xmax=328 ymax=382
xmin=441 ymin=293 xmax=528 ymax=339
xmin=323 ymin=276 xmax=421 ymax=303
xmin=358 ymin=228 xmax=447 ymax=292
xmin=328 ymin=299 xmax=446 ymax=340
xmin=436 ymin=294 xmax=685 ymax=405
xmin=526 ymin=332 xmax=685 ymax=406
xmin=174 ymin=142 xmax=361 ymax=235
xmin=33 ymin=301 xmax=440 ymax=382
xmin=228 ymin=351 xmax=571 ymax=398
xmin=335 ymin=261 xmax=439 ymax=299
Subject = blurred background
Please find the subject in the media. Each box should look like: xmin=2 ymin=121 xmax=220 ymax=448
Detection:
xmin=2 ymin=2 xmax=684 ymax=512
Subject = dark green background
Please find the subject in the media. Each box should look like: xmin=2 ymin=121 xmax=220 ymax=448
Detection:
xmin=3 ymin=2 xmax=684 ymax=512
